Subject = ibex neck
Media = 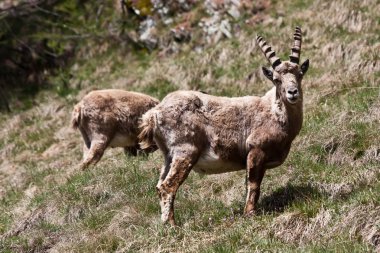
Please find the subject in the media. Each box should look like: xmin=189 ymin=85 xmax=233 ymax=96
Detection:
xmin=286 ymin=103 xmax=303 ymax=138
xmin=272 ymin=98 xmax=303 ymax=138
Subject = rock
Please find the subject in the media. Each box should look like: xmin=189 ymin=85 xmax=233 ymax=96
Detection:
xmin=177 ymin=0 xmax=194 ymax=11
xmin=200 ymin=15 xmax=233 ymax=44
xmin=220 ymin=19 xmax=232 ymax=38
xmin=152 ymin=0 xmax=195 ymax=16
xmin=194 ymin=46 xmax=204 ymax=54
xmin=231 ymin=0 xmax=241 ymax=7
xmin=228 ymin=4 xmax=241 ymax=20
xmin=204 ymin=0 xmax=225 ymax=14
xmin=163 ymin=18 xmax=174 ymax=25
xmin=139 ymin=18 xmax=158 ymax=50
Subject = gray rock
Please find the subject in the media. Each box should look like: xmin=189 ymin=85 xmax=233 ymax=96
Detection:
xmin=139 ymin=18 xmax=158 ymax=50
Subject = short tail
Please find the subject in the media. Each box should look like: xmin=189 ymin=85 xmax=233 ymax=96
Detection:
xmin=71 ymin=103 xmax=82 ymax=129
xmin=71 ymin=102 xmax=91 ymax=149
xmin=138 ymin=110 xmax=157 ymax=150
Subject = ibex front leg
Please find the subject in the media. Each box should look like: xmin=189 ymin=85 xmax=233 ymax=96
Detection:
xmin=244 ymin=148 xmax=266 ymax=215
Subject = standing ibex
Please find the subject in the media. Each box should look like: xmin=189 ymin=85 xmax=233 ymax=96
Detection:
xmin=139 ymin=27 xmax=309 ymax=225
xmin=72 ymin=89 xmax=159 ymax=169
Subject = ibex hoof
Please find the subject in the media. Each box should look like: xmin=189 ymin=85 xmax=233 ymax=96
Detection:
xmin=244 ymin=209 xmax=256 ymax=217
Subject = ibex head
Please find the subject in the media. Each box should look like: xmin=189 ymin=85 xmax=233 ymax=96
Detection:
xmin=257 ymin=27 xmax=309 ymax=105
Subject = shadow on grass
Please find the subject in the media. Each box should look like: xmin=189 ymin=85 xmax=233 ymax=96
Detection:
xmin=258 ymin=184 xmax=324 ymax=214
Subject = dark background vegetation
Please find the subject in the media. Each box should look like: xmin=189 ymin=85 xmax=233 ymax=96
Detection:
xmin=0 ymin=0 xmax=147 ymax=111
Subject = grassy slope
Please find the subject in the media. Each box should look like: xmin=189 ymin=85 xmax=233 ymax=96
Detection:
xmin=1 ymin=0 xmax=379 ymax=252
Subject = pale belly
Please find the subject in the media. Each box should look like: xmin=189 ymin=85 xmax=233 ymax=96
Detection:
xmin=109 ymin=133 xmax=136 ymax=148
xmin=193 ymin=150 xmax=245 ymax=174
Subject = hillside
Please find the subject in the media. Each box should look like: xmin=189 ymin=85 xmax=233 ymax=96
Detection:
xmin=0 ymin=0 xmax=379 ymax=252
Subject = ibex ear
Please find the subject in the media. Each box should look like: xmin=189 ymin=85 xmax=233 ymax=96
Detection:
xmin=300 ymin=59 xmax=309 ymax=75
xmin=262 ymin=66 xmax=273 ymax=82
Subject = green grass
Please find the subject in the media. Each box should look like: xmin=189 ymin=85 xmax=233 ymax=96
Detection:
xmin=141 ymin=77 xmax=178 ymax=100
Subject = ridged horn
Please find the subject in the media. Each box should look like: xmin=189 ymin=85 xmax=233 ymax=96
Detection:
xmin=256 ymin=35 xmax=281 ymax=70
xmin=289 ymin=26 xmax=302 ymax=64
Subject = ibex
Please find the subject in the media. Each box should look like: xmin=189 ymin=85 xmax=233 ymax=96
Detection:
xmin=72 ymin=89 xmax=159 ymax=169
xmin=139 ymin=27 xmax=309 ymax=225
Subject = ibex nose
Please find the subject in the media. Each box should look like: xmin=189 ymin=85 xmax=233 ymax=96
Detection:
xmin=287 ymin=88 xmax=298 ymax=96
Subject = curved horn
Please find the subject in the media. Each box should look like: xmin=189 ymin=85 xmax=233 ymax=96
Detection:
xmin=289 ymin=26 xmax=302 ymax=64
xmin=256 ymin=35 xmax=281 ymax=70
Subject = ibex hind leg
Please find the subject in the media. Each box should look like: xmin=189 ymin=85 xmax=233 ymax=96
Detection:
xmin=157 ymin=146 xmax=199 ymax=226
xmin=80 ymin=136 xmax=110 ymax=170
xmin=156 ymin=155 xmax=172 ymax=192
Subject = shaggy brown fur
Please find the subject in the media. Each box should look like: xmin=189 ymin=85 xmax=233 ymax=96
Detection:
xmin=139 ymin=28 xmax=310 ymax=225
xmin=72 ymin=89 xmax=159 ymax=169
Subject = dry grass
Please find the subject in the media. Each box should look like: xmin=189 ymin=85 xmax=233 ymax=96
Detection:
xmin=0 ymin=0 xmax=379 ymax=252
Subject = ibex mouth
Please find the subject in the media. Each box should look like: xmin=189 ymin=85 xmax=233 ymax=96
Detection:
xmin=286 ymin=95 xmax=299 ymax=104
